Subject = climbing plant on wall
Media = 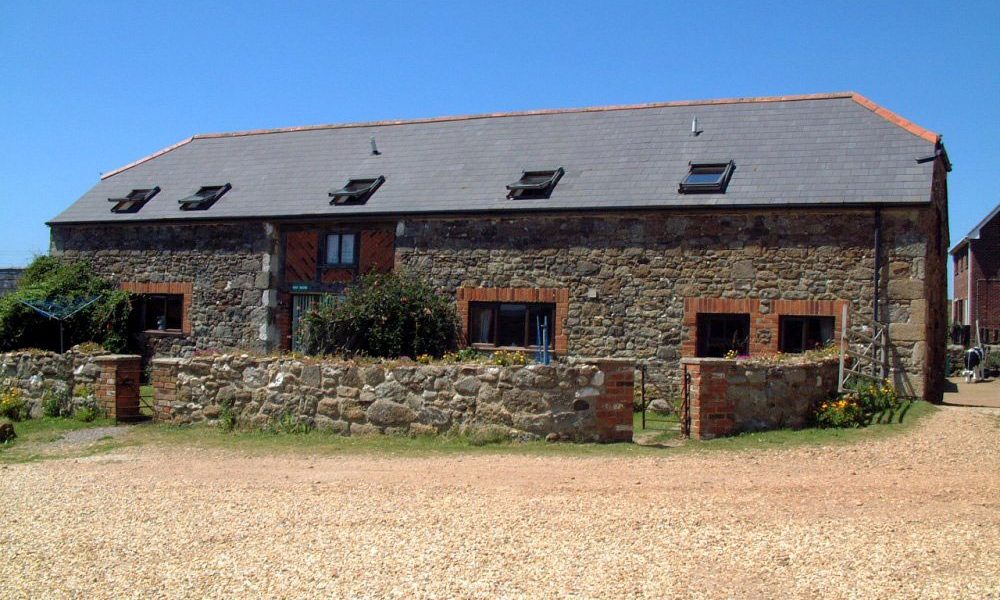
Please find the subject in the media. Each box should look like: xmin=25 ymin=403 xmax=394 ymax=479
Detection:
xmin=0 ymin=256 xmax=131 ymax=352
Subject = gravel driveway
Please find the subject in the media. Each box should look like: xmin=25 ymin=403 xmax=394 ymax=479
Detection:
xmin=2 ymin=402 xmax=998 ymax=599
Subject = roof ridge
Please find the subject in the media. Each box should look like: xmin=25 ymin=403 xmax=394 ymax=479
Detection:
xmin=190 ymin=92 xmax=857 ymax=140
xmin=100 ymin=92 xmax=939 ymax=180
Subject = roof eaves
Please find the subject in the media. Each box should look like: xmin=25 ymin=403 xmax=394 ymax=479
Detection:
xmin=949 ymin=202 xmax=1000 ymax=255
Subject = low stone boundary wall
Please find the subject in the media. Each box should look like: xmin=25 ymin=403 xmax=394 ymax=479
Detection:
xmin=152 ymin=355 xmax=634 ymax=442
xmin=681 ymin=357 xmax=840 ymax=439
xmin=0 ymin=349 xmax=105 ymax=417
xmin=0 ymin=349 xmax=145 ymax=419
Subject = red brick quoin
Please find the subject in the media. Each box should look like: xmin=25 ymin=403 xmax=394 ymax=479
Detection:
xmin=592 ymin=359 xmax=634 ymax=442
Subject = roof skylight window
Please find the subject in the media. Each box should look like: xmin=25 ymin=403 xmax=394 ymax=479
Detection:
xmin=178 ymin=184 xmax=231 ymax=211
xmin=109 ymin=187 xmax=160 ymax=213
xmin=506 ymin=167 xmax=564 ymax=199
xmin=329 ymin=176 xmax=385 ymax=205
xmin=679 ymin=161 xmax=734 ymax=194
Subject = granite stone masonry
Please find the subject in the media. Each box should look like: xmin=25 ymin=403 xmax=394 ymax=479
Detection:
xmin=0 ymin=268 xmax=22 ymax=297
xmin=681 ymin=357 xmax=841 ymax=439
xmin=50 ymin=202 xmax=947 ymax=404
xmin=0 ymin=349 xmax=107 ymax=417
xmin=397 ymin=205 xmax=946 ymax=401
xmin=50 ymin=222 xmax=277 ymax=357
xmin=152 ymin=354 xmax=634 ymax=442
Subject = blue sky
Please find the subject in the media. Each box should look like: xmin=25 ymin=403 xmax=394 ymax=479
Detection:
xmin=2 ymin=1 xmax=998 ymax=288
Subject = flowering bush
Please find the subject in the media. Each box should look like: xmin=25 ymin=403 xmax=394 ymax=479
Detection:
xmin=0 ymin=383 xmax=27 ymax=421
xmin=853 ymin=381 xmax=900 ymax=414
xmin=815 ymin=395 xmax=865 ymax=428
xmin=816 ymin=380 xmax=902 ymax=428
xmin=442 ymin=347 xmax=482 ymax=363
xmin=490 ymin=350 xmax=528 ymax=366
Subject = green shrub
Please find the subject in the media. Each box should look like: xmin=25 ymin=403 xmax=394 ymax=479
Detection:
xmin=468 ymin=425 xmax=511 ymax=446
xmin=73 ymin=406 xmax=98 ymax=423
xmin=0 ymin=385 xmax=27 ymax=421
xmin=815 ymin=395 xmax=865 ymax=428
xmin=218 ymin=401 xmax=236 ymax=433
xmin=302 ymin=272 xmax=458 ymax=359
xmin=816 ymin=380 xmax=902 ymax=428
xmin=0 ymin=256 xmax=131 ymax=353
xmin=263 ymin=412 xmax=313 ymax=435
xmin=42 ymin=390 xmax=68 ymax=418
xmin=442 ymin=347 xmax=482 ymax=363
xmin=843 ymin=379 xmax=901 ymax=414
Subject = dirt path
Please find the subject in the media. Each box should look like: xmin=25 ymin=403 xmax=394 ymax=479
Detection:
xmin=2 ymin=403 xmax=998 ymax=599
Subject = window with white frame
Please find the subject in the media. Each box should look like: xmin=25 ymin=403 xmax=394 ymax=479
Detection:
xmin=324 ymin=233 xmax=357 ymax=266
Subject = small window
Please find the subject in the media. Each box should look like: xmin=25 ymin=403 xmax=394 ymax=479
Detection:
xmin=109 ymin=187 xmax=160 ymax=213
xmin=696 ymin=313 xmax=750 ymax=357
xmin=132 ymin=294 xmax=184 ymax=331
xmin=469 ymin=302 xmax=554 ymax=349
xmin=506 ymin=167 xmax=564 ymax=199
xmin=329 ymin=176 xmax=385 ymax=205
xmin=779 ymin=316 xmax=835 ymax=353
xmin=178 ymin=184 xmax=231 ymax=211
xmin=679 ymin=161 xmax=734 ymax=194
xmin=325 ymin=233 xmax=357 ymax=266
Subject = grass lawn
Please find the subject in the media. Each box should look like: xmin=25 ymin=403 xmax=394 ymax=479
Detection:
xmin=1 ymin=401 xmax=939 ymax=463
xmin=0 ymin=416 xmax=121 ymax=464
xmin=688 ymin=400 xmax=937 ymax=453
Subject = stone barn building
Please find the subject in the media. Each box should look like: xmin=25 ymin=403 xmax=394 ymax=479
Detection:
xmin=48 ymin=92 xmax=950 ymax=401
xmin=951 ymin=202 xmax=1000 ymax=343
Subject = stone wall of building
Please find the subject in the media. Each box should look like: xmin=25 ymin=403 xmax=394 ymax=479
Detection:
xmin=152 ymin=354 xmax=634 ymax=442
xmin=681 ymin=356 xmax=840 ymax=439
xmin=397 ymin=206 xmax=942 ymax=401
xmin=0 ymin=268 xmax=22 ymax=297
xmin=49 ymin=202 xmax=946 ymax=402
xmin=0 ymin=349 xmax=106 ymax=417
xmin=50 ymin=222 xmax=278 ymax=358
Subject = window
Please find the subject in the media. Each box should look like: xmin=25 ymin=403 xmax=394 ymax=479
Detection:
xmin=679 ymin=161 xmax=734 ymax=194
xmin=779 ymin=316 xmax=835 ymax=354
xmin=696 ymin=313 xmax=750 ymax=357
xmin=469 ymin=302 xmax=554 ymax=348
xmin=132 ymin=294 xmax=184 ymax=332
xmin=178 ymin=183 xmax=231 ymax=211
xmin=506 ymin=167 xmax=564 ymax=199
xmin=329 ymin=176 xmax=385 ymax=205
xmin=324 ymin=233 xmax=357 ymax=266
xmin=109 ymin=187 xmax=160 ymax=213
xmin=956 ymin=252 xmax=969 ymax=273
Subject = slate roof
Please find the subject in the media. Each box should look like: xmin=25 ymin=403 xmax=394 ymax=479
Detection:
xmin=950 ymin=202 xmax=1000 ymax=254
xmin=50 ymin=92 xmax=943 ymax=225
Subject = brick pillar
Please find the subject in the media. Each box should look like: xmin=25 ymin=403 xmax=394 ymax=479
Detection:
xmin=592 ymin=359 xmax=634 ymax=442
xmin=681 ymin=358 xmax=736 ymax=440
xmin=151 ymin=358 xmax=181 ymax=422
xmin=93 ymin=355 xmax=142 ymax=422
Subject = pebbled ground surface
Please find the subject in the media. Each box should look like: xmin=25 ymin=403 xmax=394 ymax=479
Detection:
xmin=1 ymin=385 xmax=998 ymax=599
